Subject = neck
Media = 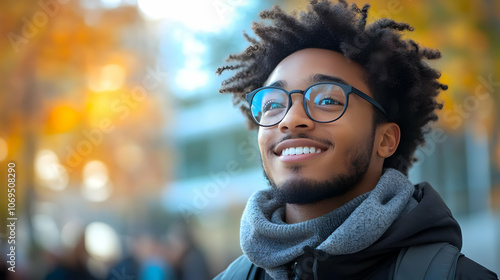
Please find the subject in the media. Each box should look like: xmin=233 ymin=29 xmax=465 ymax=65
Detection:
xmin=284 ymin=168 xmax=382 ymax=224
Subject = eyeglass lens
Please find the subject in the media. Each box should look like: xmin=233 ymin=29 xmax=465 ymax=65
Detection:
xmin=250 ymin=83 xmax=346 ymax=126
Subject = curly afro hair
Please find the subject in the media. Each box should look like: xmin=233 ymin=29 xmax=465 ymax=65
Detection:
xmin=216 ymin=0 xmax=447 ymax=175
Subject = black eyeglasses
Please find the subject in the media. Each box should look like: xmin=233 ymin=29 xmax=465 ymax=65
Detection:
xmin=245 ymin=82 xmax=386 ymax=127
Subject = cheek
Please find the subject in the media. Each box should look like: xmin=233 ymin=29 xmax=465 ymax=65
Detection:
xmin=339 ymin=106 xmax=374 ymax=135
xmin=327 ymin=115 xmax=372 ymax=151
xmin=258 ymin=128 xmax=275 ymax=159
xmin=257 ymin=128 xmax=269 ymax=156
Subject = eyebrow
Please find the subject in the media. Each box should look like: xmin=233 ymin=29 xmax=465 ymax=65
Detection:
xmin=267 ymin=80 xmax=287 ymax=88
xmin=311 ymin=74 xmax=350 ymax=85
xmin=265 ymin=74 xmax=350 ymax=89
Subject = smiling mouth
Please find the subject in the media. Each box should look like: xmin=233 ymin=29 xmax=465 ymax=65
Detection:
xmin=273 ymin=138 xmax=331 ymax=159
xmin=281 ymin=146 xmax=323 ymax=156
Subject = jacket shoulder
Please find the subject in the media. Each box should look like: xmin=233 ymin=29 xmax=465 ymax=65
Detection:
xmin=214 ymin=255 xmax=257 ymax=280
xmin=455 ymin=255 xmax=498 ymax=279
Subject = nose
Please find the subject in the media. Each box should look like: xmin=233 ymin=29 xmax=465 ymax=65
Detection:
xmin=278 ymin=94 xmax=315 ymax=133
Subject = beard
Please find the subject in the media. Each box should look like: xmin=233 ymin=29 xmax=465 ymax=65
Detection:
xmin=264 ymin=131 xmax=375 ymax=205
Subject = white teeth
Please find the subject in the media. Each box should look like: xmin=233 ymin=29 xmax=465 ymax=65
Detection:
xmin=281 ymin=147 xmax=324 ymax=156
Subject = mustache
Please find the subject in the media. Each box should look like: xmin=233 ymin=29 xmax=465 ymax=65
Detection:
xmin=269 ymin=133 xmax=334 ymax=151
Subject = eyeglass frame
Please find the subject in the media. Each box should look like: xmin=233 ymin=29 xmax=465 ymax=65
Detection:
xmin=245 ymin=81 xmax=387 ymax=127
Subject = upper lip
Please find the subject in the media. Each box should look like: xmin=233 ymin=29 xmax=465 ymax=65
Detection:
xmin=274 ymin=138 xmax=330 ymax=155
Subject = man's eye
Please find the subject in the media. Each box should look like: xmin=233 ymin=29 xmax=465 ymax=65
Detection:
xmin=263 ymin=101 xmax=285 ymax=112
xmin=318 ymin=98 xmax=342 ymax=106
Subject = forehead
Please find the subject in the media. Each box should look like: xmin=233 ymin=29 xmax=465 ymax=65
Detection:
xmin=264 ymin=48 xmax=370 ymax=94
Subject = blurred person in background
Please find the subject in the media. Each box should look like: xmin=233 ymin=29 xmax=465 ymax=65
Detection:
xmin=0 ymin=256 xmax=9 ymax=280
xmin=44 ymin=234 xmax=98 ymax=280
xmin=106 ymin=230 xmax=176 ymax=280
xmin=166 ymin=221 xmax=211 ymax=280
xmin=214 ymin=0 xmax=498 ymax=279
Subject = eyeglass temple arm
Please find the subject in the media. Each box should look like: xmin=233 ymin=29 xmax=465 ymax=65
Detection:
xmin=351 ymin=88 xmax=387 ymax=115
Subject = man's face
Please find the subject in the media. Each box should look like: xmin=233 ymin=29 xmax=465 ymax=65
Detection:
xmin=258 ymin=48 xmax=380 ymax=204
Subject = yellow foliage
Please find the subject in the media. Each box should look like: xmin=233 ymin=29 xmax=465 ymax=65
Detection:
xmin=45 ymin=103 xmax=81 ymax=134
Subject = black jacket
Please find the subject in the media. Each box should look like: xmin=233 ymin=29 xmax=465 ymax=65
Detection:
xmin=217 ymin=183 xmax=498 ymax=279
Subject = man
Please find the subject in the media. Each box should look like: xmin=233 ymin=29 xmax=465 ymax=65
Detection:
xmin=215 ymin=1 xmax=498 ymax=279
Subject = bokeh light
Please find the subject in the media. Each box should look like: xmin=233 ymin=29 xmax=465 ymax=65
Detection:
xmin=82 ymin=160 xmax=112 ymax=202
xmin=88 ymin=64 xmax=126 ymax=92
xmin=84 ymin=222 xmax=121 ymax=261
xmin=35 ymin=149 xmax=69 ymax=191
xmin=137 ymin=0 xmax=247 ymax=31
xmin=45 ymin=103 xmax=80 ymax=134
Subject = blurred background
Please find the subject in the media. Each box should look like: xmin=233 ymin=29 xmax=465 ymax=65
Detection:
xmin=0 ymin=0 xmax=499 ymax=279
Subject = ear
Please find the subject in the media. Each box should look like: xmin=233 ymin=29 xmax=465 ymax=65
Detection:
xmin=375 ymin=122 xmax=400 ymax=158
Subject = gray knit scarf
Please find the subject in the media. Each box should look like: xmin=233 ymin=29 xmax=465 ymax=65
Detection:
xmin=240 ymin=168 xmax=417 ymax=280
